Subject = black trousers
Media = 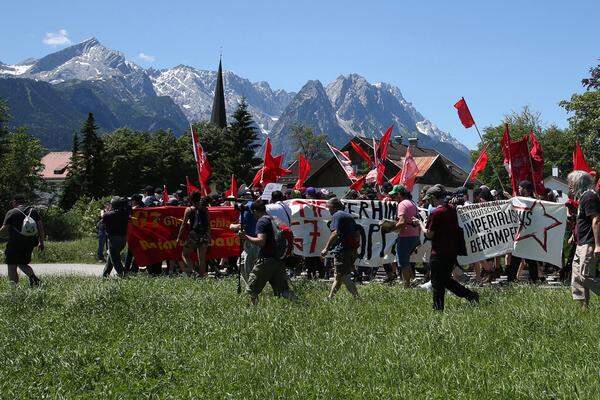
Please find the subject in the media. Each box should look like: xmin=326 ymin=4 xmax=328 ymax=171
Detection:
xmin=507 ymin=256 xmax=538 ymax=282
xmin=430 ymin=256 xmax=476 ymax=311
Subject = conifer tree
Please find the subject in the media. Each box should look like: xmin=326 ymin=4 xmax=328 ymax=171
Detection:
xmin=227 ymin=99 xmax=261 ymax=184
xmin=79 ymin=113 xmax=106 ymax=199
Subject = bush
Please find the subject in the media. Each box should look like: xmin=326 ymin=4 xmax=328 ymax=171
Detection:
xmin=39 ymin=206 xmax=79 ymax=241
xmin=66 ymin=196 xmax=111 ymax=238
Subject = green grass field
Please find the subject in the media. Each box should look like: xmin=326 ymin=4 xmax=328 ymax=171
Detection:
xmin=0 ymin=277 xmax=598 ymax=399
xmin=0 ymin=238 xmax=99 ymax=264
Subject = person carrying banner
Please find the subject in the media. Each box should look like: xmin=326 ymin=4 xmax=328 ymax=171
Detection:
xmin=413 ymin=186 xmax=479 ymax=311
xmin=567 ymin=171 xmax=600 ymax=311
xmin=506 ymin=181 xmax=541 ymax=283
xmin=321 ymin=198 xmax=360 ymax=298
xmin=388 ymin=185 xmax=420 ymax=288
xmin=177 ymin=192 xmax=211 ymax=277
xmin=241 ymin=200 xmax=291 ymax=305
xmin=0 ymin=194 xmax=44 ymax=286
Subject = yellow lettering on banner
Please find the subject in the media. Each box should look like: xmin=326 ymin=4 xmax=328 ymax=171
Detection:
xmin=226 ymin=237 xmax=235 ymax=246
xmin=215 ymin=238 xmax=224 ymax=247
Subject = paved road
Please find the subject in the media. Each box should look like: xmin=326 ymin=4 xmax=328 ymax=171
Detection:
xmin=0 ymin=263 xmax=107 ymax=277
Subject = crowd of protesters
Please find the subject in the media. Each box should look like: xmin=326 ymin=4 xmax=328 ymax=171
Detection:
xmin=2 ymin=169 xmax=600 ymax=311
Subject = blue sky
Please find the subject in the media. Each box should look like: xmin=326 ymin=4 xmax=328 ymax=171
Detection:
xmin=1 ymin=0 xmax=598 ymax=148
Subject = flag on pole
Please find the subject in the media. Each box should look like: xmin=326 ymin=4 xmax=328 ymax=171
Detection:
xmin=186 ymin=176 xmax=201 ymax=195
xmin=294 ymin=154 xmax=311 ymax=190
xmin=529 ymin=130 xmax=546 ymax=196
xmin=252 ymin=138 xmax=291 ymax=187
xmin=349 ymin=175 xmax=366 ymax=192
xmin=377 ymin=125 xmax=394 ymax=160
xmin=500 ymin=124 xmax=512 ymax=175
xmin=390 ymin=146 xmax=419 ymax=190
xmin=225 ymin=175 xmax=238 ymax=198
xmin=162 ymin=185 xmax=169 ymax=204
xmin=454 ymin=97 xmax=476 ymax=129
xmin=190 ymin=124 xmax=212 ymax=195
xmin=466 ymin=145 xmax=489 ymax=183
xmin=573 ymin=141 xmax=592 ymax=172
xmin=350 ymin=141 xmax=373 ymax=168
xmin=327 ymin=143 xmax=358 ymax=181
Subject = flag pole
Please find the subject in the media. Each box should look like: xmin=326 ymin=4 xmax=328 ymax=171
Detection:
xmin=463 ymin=143 xmax=487 ymax=187
xmin=473 ymin=122 xmax=506 ymax=193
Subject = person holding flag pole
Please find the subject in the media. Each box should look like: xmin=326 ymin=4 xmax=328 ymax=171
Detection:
xmin=454 ymin=97 xmax=505 ymax=192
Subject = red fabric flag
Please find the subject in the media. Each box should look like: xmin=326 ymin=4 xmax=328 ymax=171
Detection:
xmin=468 ymin=146 xmax=489 ymax=182
xmin=190 ymin=126 xmax=212 ymax=195
xmin=350 ymin=141 xmax=373 ymax=168
xmin=508 ymin=136 xmax=534 ymax=195
xmin=328 ymin=143 xmax=358 ymax=181
xmin=225 ymin=175 xmax=238 ymax=198
xmin=349 ymin=175 xmax=366 ymax=192
xmin=390 ymin=146 xmax=419 ymax=190
xmin=376 ymin=161 xmax=386 ymax=185
xmin=454 ymin=97 xmax=475 ymax=129
xmin=254 ymin=138 xmax=292 ymax=186
xmin=294 ymin=154 xmax=311 ymax=190
xmin=377 ymin=125 xmax=394 ymax=160
xmin=185 ymin=176 xmax=201 ymax=195
xmin=162 ymin=185 xmax=169 ymax=204
xmin=573 ymin=141 xmax=592 ymax=172
xmin=529 ymin=130 xmax=546 ymax=196
xmin=500 ymin=124 xmax=512 ymax=174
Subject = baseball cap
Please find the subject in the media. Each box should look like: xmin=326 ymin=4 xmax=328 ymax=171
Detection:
xmin=389 ymin=184 xmax=410 ymax=197
xmin=424 ymin=185 xmax=446 ymax=200
xmin=306 ymin=187 xmax=316 ymax=195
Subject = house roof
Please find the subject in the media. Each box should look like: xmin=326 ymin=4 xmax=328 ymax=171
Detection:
xmin=40 ymin=151 xmax=72 ymax=180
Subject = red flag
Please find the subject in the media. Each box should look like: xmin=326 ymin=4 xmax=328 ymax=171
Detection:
xmin=467 ymin=146 xmax=489 ymax=182
xmin=186 ymin=176 xmax=201 ymax=195
xmin=390 ymin=146 xmax=419 ymax=190
xmin=328 ymin=143 xmax=358 ymax=181
xmin=376 ymin=162 xmax=386 ymax=185
xmin=573 ymin=141 xmax=592 ymax=172
xmin=162 ymin=185 xmax=169 ymax=204
xmin=225 ymin=175 xmax=238 ymax=198
xmin=507 ymin=136 xmax=533 ymax=195
xmin=377 ymin=125 xmax=394 ymax=160
xmin=294 ymin=154 xmax=311 ymax=190
xmin=255 ymin=138 xmax=292 ymax=186
xmin=500 ymin=124 xmax=511 ymax=174
xmin=529 ymin=130 xmax=545 ymax=196
xmin=190 ymin=125 xmax=212 ymax=195
xmin=349 ymin=175 xmax=366 ymax=192
xmin=454 ymin=97 xmax=475 ymax=129
xmin=350 ymin=141 xmax=373 ymax=168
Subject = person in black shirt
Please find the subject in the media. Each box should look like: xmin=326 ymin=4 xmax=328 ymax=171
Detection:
xmin=177 ymin=192 xmax=211 ymax=276
xmin=241 ymin=200 xmax=289 ymax=305
xmin=102 ymin=197 xmax=130 ymax=277
xmin=568 ymin=171 xmax=600 ymax=310
xmin=0 ymin=194 xmax=43 ymax=286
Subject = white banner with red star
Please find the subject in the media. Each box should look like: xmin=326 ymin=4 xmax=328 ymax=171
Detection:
xmin=457 ymin=197 xmax=567 ymax=266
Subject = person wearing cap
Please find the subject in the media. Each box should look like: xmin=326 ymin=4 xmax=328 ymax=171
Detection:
xmin=0 ymin=194 xmax=44 ymax=287
xmin=413 ymin=185 xmax=479 ymax=310
xmin=142 ymin=186 xmax=159 ymax=207
xmin=389 ymin=185 xmax=420 ymax=288
xmin=506 ymin=180 xmax=541 ymax=283
xmin=305 ymin=187 xmax=318 ymax=199
xmin=102 ymin=197 xmax=130 ymax=277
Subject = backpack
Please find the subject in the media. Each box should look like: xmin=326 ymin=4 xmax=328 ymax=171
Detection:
xmin=17 ymin=207 xmax=38 ymax=237
xmin=269 ymin=217 xmax=294 ymax=260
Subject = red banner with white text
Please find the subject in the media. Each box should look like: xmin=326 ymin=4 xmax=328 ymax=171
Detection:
xmin=126 ymin=206 xmax=240 ymax=266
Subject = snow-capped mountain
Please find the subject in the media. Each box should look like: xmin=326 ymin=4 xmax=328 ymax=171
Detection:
xmin=0 ymin=38 xmax=471 ymax=167
xmin=149 ymin=65 xmax=294 ymax=134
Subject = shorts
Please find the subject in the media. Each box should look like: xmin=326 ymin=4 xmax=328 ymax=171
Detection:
xmin=246 ymin=257 xmax=287 ymax=298
xmin=396 ymin=236 xmax=420 ymax=269
xmin=183 ymin=231 xmax=209 ymax=251
xmin=4 ymin=241 xmax=36 ymax=265
xmin=333 ymin=249 xmax=357 ymax=277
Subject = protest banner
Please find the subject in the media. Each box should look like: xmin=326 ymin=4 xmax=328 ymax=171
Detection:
xmin=456 ymin=197 xmax=566 ymax=266
xmin=260 ymin=183 xmax=283 ymax=201
xmin=284 ymin=199 xmax=400 ymax=267
xmin=127 ymin=206 xmax=240 ymax=266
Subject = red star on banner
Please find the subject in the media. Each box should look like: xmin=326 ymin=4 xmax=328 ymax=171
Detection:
xmin=513 ymin=200 xmax=562 ymax=252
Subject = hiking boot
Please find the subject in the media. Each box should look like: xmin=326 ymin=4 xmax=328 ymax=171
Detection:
xmin=29 ymin=275 xmax=41 ymax=287
xmin=469 ymin=292 xmax=480 ymax=304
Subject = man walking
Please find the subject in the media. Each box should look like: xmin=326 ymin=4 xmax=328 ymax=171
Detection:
xmin=0 ymin=194 xmax=43 ymax=286
xmin=413 ymin=186 xmax=479 ymax=311
xmin=241 ymin=200 xmax=290 ymax=305
xmin=102 ymin=197 xmax=130 ymax=277
xmin=568 ymin=171 xmax=600 ymax=310
xmin=321 ymin=198 xmax=360 ymax=298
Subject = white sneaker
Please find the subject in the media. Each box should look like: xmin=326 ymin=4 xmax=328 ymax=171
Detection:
xmin=419 ymin=281 xmax=432 ymax=291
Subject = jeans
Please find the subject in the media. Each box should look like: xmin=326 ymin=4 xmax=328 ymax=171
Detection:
xmin=396 ymin=236 xmax=420 ymax=269
xmin=97 ymin=227 xmax=107 ymax=260
xmin=430 ymin=255 xmax=477 ymax=311
xmin=103 ymin=235 xmax=126 ymax=277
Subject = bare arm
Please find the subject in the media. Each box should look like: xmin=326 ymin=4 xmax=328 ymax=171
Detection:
xmin=37 ymin=220 xmax=45 ymax=250
xmin=0 ymin=224 xmax=8 ymax=236
xmin=321 ymin=230 xmax=339 ymax=255
xmin=413 ymin=218 xmax=433 ymax=239
xmin=244 ymin=233 xmax=266 ymax=247
xmin=176 ymin=208 xmax=190 ymax=242
xmin=593 ymin=216 xmax=600 ymax=255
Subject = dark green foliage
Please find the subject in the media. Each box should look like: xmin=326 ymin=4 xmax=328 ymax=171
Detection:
xmin=190 ymin=121 xmax=231 ymax=190
xmin=80 ymin=113 xmax=106 ymax=199
xmin=226 ymin=99 xmax=262 ymax=184
xmin=59 ymin=132 xmax=82 ymax=209
xmin=290 ymin=124 xmax=329 ymax=160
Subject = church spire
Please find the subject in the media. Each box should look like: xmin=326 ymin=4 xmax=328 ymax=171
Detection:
xmin=210 ymin=57 xmax=227 ymax=129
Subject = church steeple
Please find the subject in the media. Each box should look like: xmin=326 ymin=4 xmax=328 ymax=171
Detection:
xmin=210 ymin=57 xmax=227 ymax=129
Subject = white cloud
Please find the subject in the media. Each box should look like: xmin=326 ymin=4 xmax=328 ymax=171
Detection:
xmin=138 ymin=52 xmax=156 ymax=62
xmin=42 ymin=29 xmax=71 ymax=46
